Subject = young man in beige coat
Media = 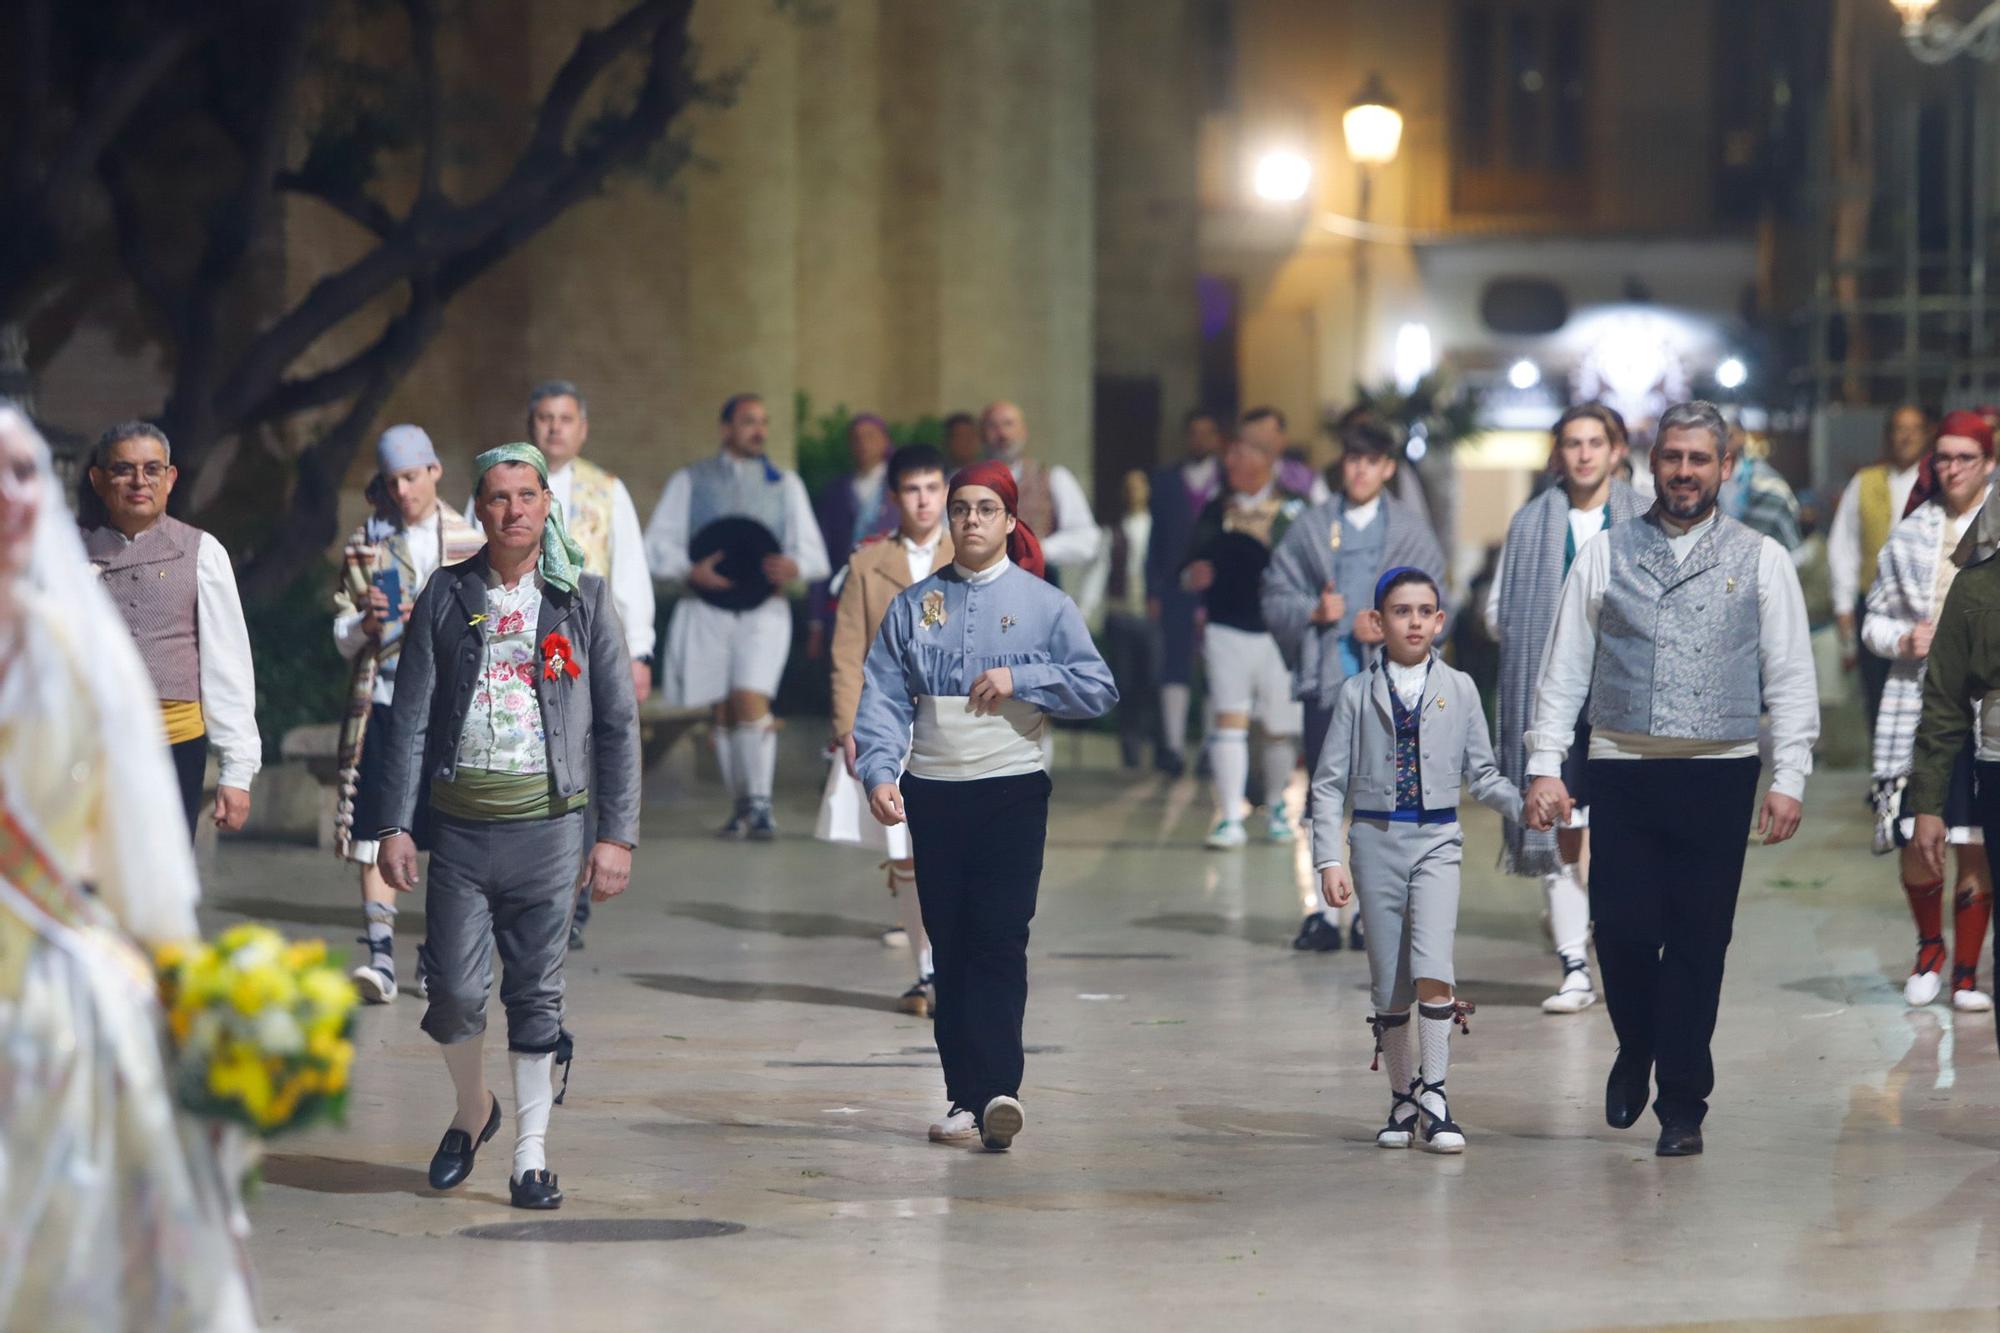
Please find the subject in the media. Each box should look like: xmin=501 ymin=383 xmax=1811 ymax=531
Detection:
xmin=820 ymin=444 xmax=955 ymax=1013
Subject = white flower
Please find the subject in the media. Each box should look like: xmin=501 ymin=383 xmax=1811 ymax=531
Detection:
xmin=252 ymin=1007 xmax=305 ymax=1057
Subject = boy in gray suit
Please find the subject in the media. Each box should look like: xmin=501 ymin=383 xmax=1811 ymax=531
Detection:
xmin=1310 ymin=568 xmax=1522 ymax=1153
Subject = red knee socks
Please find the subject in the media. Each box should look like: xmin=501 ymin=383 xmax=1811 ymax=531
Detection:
xmin=1905 ymin=879 xmax=1946 ymax=976
xmin=1954 ymin=887 xmax=1991 ymax=992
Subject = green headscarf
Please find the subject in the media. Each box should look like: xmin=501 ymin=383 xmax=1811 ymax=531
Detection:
xmin=471 ymin=442 xmax=586 ymax=593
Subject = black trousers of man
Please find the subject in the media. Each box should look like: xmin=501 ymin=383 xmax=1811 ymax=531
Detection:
xmin=170 ymin=733 xmax=208 ymax=837
xmin=1587 ymin=756 xmax=1761 ymax=1130
xmin=1102 ymin=611 xmax=1159 ymax=767
xmin=901 ymin=770 xmax=1051 ymax=1124
xmin=1855 ymin=596 xmax=1891 ymax=737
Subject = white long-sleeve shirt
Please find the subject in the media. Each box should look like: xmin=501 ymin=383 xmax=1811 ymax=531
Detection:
xmin=1481 ymin=503 xmax=1613 ymax=642
xmin=642 ymin=459 xmax=831 ymax=586
xmin=1011 ymin=459 xmax=1102 ymax=570
xmin=463 ymin=463 xmax=655 ymax=660
xmin=1828 ymin=462 xmax=1921 ymax=613
xmin=194 ymin=533 xmax=261 ymax=791
xmin=1525 ymin=512 xmax=1819 ymax=801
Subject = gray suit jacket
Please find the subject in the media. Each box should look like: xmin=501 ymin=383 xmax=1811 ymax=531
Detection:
xmin=1259 ymin=493 xmax=1448 ymax=709
xmin=1308 ymin=655 xmax=1521 ymax=866
xmin=376 ymin=551 xmax=641 ymax=850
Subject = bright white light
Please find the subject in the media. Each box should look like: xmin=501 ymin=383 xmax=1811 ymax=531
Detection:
xmin=1393 ymin=323 xmax=1433 ymax=393
xmin=1342 ymin=103 xmax=1404 ymax=167
xmin=1252 ymin=150 xmax=1312 ymax=204
xmin=1891 ymin=0 xmax=1940 ymax=28
xmin=1715 ymin=356 xmax=1748 ymax=390
xmin=1406 ymin=436 xmax=1428 ymax=462
xmin=1507 ymin=359 xmax=1541 ymax=391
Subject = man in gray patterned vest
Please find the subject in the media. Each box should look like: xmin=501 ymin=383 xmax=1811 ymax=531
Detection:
xmin=643 ymin=393 xmax=830 ymax=840
xmin=1524 ymin=400 xmax=1818 ymax=1158
xmin=82 ymin=421 xmax=260 ymax=837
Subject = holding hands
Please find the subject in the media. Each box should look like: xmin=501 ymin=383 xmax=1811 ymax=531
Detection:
xmin=1525 ymin=776 xmax=1573 ymax=832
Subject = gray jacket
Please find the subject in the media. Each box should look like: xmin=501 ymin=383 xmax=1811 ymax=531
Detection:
xmin=1308 ymin=655 xmax=1521 ymax=866
xmin=376 ymin=552 xmax=642 ymax=850
xmin=1260 ymin=494 xmax=1448 ymax=708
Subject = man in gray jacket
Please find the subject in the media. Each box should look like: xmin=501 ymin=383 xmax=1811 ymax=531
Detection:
xmin=1262 ymin=416 xmax=1446 ymax=951
xmin=378 ymin=442 xmax=641 ymax=1212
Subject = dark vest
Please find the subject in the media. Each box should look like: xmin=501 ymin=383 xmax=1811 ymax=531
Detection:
xmin=84 ymin=515 xmax=203 ymax=701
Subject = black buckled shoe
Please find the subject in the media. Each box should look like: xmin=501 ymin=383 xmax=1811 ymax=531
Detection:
xmin=428 ymin=1094 xmax=501 ymax=1191
xmin=1293 ymin=913 xmax=1342 ymax=952
xmin=1655 ymin=1123 xmax=1704 ymax=1157
xmin=1605 ymin=1054 xmax=1651 ymax=1130
xmin=510 ymin=1169 xmax=564 ymax=1209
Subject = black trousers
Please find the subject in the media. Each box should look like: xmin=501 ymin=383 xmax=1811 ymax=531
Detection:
xmin=1855 ymin=596 xmax=1891 ymax=737
xmin=902 ymin=770 xmax=1051 ymax=1120
xmin=1102 ymin=612 xmax=1159 ymax=765
xmin=1588 ymin=756 xmax=1761 ymax=1129
xmin=171 ymin=734 xmax=208 ymax=838
xmin=1302 ymin=698 xmax=1334 ymax=823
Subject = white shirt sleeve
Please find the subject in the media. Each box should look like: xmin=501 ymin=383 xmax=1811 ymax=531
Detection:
xmin=1039 ymin=464 xmax=1102 ymax=569
xmin=333 ymin=606 xmax=369 ymax=662
xmin=1483 ymin=541 xmax=1506 ymax=643
xmin=1524 ymin=533 xmax=1609 ymax=777
xmin=643 ymin=471 xmax=692 ymax=581
xmin=196 ymin=533 xmax=262 ymax=790
xmin=608 ymin=479 xmax=656 ymax=659
xmin=1827 ymin=474 xmax=1864 ymax=615
xmin=783 ymin=472 xmax=832 ymax=583
xmin=1755 ymin=536 xmax=1820 ymax=801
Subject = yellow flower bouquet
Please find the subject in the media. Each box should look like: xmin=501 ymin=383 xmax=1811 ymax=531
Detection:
xmin=155 ymin=924 xmax=359 ymax=1135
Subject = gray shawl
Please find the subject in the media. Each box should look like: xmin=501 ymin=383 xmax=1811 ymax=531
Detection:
xmin=1493 ymin=478 xmax=1641 ymax=876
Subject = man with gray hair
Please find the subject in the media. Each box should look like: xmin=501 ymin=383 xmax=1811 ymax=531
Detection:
xmin=484 ymin=381 xmax=653 ymax=948
xmin=1524 ymin=399 xmax=1819 ymax=1157
xmin=82 ymin=420 xmax=260 ymax=836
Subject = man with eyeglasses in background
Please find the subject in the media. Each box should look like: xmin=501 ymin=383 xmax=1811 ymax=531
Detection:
xmin=82 ymin=420 xmax=260 ymax=837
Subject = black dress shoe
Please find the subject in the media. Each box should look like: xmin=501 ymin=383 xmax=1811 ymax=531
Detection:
xmin=1153 ymin=749 xmax=1186 ymax=779
xmin=510 ymin=1168 xmax=564 ymax=1209
xmin=1605 ymin=1056 xmax=1650 ymax=1129
xmin=1293 ymin=913 xmax=1342 ymax=952
xmin=1347 ymin=918 xmax=1366 ymax=953
xmin=428 ymin=1094 xmax=501 ymax=1190
xmin=1655 ymin=1124 xmax=1704 ymax=1157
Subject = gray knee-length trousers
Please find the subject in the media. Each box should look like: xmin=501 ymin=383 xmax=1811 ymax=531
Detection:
xmin=1348 ymin=817 xmax=1463 ymax=1012
xmin=420 ymin=810 xmax=585 ymax=1053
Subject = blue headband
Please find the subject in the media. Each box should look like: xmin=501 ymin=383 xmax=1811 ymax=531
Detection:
xmin=1374 ymin=565 xmax=1436 ymax=610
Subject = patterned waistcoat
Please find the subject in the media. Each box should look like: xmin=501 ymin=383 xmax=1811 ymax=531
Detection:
xmin=83 ymin=515 xmax=203 ymax=700
xmin=685 ymin=452 xmax=791 ymax=542
xmin=1015 ymin=458 xmax=1056 ymax=540
xmin=1589 ymin=510 xmax=1764 ymax=742
xmin=564 ymin=456 xmax=618 ymax=576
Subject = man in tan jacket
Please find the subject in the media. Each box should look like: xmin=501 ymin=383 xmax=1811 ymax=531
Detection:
xmin=819 ymin=443 xmax=953 ymax=1014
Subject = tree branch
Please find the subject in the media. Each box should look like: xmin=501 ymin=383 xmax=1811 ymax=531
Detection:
xmin=274 ymin=170 xmax=396 ymax=237
xmin=99 ymin=151 xmax=179 ymax=324
xmin=42 ymin=22 xmax=207 ymax=209
xmin=404 ymin=0 xmax=445 ymax=212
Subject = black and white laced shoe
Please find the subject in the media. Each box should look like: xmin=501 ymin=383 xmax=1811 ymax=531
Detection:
xmin=1377 ymin=1084 xmax=1420 ymax=1149
xmin=1417 ymin=1078 xmax=1466 ymax=1154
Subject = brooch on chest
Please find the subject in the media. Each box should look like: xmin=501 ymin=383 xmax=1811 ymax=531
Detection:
xmin=921 ymin=589 xmax=947 ymax=630
xmin=1001 ymin=615 xmax=1017 ymax=633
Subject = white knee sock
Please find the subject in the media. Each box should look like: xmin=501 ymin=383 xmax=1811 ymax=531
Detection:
xmin=892 ymin=867 xmax=932 ymax=979
xmin=441 ymin=1034 xmax=488 ymax=1133
xmin=1417 ymin=1000 xmax=1455 ymax=1119
xmin=714 ymin=726 xmax=740 ymax=798
xmin=510 ymin=1050 xmax=555 ymax=1180
xmin=1544 ymin=862 xmax=1590 ymax=965
xmin=1260 ymin=736 xmax=1297 ymax=811
xmin=736 ymin=718 xmax=777 ymax=802
xmin=1160 ymin=684 xmax=1191 ymax=757
xmin=1208 ymin=727 xmax=1249 ymax=821
xmin=1377 ymin=1009 xmax=1415 ymax=1113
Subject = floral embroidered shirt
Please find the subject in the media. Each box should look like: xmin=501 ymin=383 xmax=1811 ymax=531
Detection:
xmin=455 ymin=569 xmax=549 ymax=775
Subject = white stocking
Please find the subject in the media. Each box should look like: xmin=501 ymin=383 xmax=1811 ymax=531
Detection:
xmin=511 ymin=1050 xmax=555 ymax=1179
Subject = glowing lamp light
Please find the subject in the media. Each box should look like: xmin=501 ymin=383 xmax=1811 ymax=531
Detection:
xmin=1252 ymin=149 xmax=1313 ymax=204
xmin=1343 ymin=73 xmax=1404 ymax=166
xmin=1507 ymin=358 xmax=1542 ymax=391
xmin=1716 ymin=356 xmax=1748 ymax=390
xmin=1890 ymin=0 xmax=1941 ymax=27
xmin=1393 ymin=322 xmax=1434 ymax=393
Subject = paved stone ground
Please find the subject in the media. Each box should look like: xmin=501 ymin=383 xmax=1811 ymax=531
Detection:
xmin=220 ymin=762 xmax=2000 ymax=1332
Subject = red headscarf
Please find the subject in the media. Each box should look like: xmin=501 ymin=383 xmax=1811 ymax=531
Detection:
xmin=1906 ymin=409 xmax=1997 ymax=517
xmin=948 ymin=461 xmax=1046 ymax=579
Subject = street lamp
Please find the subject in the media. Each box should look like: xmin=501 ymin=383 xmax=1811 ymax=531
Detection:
xmin=1252 ymin=149 xmax=1313 ymax=204
xmin=1343 ymin=73 xmax=1403 ymax=385
xmin=1892 ymin=0 xmax=2000 ymax=62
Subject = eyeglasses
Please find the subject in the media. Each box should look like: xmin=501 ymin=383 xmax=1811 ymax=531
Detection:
xmin=948 ymin=501 xmax=1007 ymax=523
xmin=1934 ymin=452 xmax=1987 ymax=472
xmin=104 ymin=462 xmax=169 ymax=482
